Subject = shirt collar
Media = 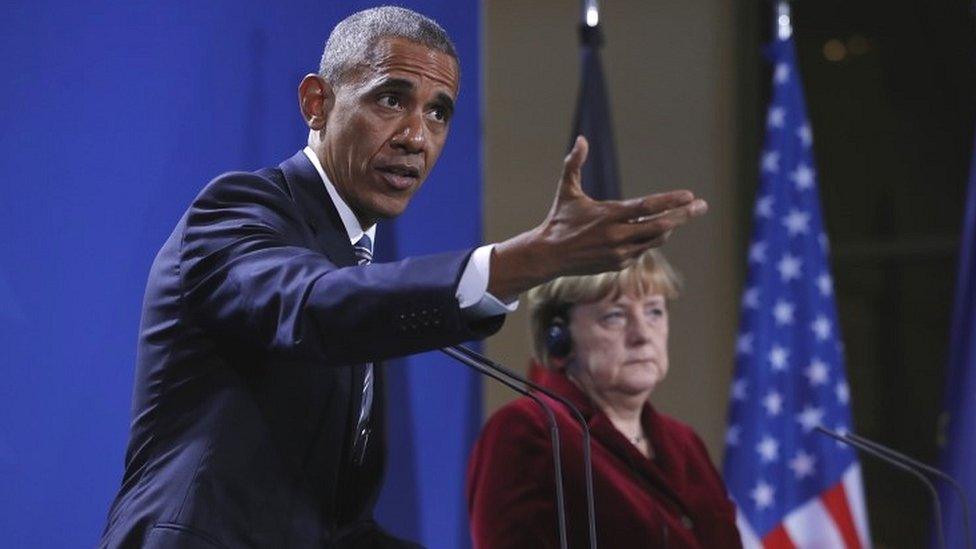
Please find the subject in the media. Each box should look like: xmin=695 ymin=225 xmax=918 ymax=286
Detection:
xmin=303 ymin=146 xmax=377 ymax=247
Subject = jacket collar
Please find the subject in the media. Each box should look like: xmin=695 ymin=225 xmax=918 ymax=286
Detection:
xmin=537 ymin=368 xmax=691 ymax=512
xmin=279 ymin=151 xmax=358 ymax=268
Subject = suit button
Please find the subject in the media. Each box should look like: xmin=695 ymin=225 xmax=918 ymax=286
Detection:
xmin=681 ymin=515 xmax=694 ymax=529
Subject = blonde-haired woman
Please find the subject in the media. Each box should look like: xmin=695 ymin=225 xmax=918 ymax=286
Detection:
xmin=466 ymin=250 xmax=741 ymax=548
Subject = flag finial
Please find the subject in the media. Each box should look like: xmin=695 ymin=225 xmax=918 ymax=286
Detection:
xmin=777 ymin=1 xmax=792 ymax=40
xmin=583 ymin=0 xmax=599 ymax=28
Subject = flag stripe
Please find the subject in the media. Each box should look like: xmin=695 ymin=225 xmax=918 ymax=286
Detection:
xmin=737 ymin=511 xmax=763 ymax=549
xmin=763 ymin=524 xmax=797 ymax=549
xmin=821 ymin=478 xmax=863 ymax=548
xmin=842 ymin=465 xmax=871 ymax=547
xmin=783 ymin=495 xmax=847 ymax=548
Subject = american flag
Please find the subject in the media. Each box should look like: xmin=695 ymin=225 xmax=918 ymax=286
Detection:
xmin=722 ymin=8 xmax=872 ymax=548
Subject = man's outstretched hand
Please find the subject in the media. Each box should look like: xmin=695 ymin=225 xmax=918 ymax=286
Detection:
xmin=488 ymin=135 xmax=708 ymax=302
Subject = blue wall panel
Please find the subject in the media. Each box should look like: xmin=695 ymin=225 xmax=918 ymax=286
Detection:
xmin=0 ymin=2 xmax=481 ymax=547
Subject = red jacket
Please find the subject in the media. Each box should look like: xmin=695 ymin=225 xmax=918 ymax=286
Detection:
xmin=466 ymin=370 xmax=742 ymax=548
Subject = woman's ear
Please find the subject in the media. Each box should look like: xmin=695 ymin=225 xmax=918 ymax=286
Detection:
xmin=548 ymin=355 xmax=570 ymax=372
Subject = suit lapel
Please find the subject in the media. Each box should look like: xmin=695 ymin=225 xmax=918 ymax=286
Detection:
xmin=279 ymin=151 xmax=358 ymax=268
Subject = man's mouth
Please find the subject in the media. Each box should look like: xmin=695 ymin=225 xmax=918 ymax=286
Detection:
xmin=376 ymin=164 xmax=420 ymax=190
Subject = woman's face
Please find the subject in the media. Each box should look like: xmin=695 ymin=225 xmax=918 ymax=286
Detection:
xmin=567 ymin=290 xmax=670 ymax=403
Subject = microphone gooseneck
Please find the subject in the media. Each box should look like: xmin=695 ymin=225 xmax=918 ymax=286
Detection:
xmin=440 ymin=347 xmax=569 ymax=549
xmin=448 ymin=344 xmax=598 ymax=549
xmin=844 ymin=432 xmax=972 ymax=549
xmin=815 ymin=426 xmax=946 ymax=549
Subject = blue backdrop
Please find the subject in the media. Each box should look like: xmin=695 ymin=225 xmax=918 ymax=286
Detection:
xmin=0 ymin=2 xmax=482 ymax=547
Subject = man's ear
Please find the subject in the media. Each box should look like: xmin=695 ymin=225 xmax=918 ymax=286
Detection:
xmin=299 ymin=74 xmax=335 ymax=131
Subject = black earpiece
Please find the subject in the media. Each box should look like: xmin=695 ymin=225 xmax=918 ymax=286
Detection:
xmin=545 ymin=318 xmax=572 ymax=359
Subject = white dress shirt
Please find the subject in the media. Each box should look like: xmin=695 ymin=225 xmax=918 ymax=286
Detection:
xmin=302 ymin=147 xmax=518 ymax=318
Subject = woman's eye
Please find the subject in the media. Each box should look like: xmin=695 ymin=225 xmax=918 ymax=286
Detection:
xmin=602 ymin=311 xmax=626 ymax=326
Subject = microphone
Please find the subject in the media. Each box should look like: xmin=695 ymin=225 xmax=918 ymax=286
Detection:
xmin=440 ymin=346 xmax=569 ymax=549
xmin=844 ymin=432 xmax=972 ymax=549
xmin=447 ymin=344 xmax=598 ymax=549
xmin=815 ymin=426 xmax=946 ymax=549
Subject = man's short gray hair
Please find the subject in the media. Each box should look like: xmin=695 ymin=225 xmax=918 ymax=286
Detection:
xmin=319 ymin=6 xmax=458 ymax=86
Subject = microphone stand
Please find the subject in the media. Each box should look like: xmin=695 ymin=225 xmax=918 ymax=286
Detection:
xmin=448 ymin=344 xmax=598 ymax=549
xmin=815 ymin=426 xmax=945 ymax=549
xmin=440 ymin=347 xmax=569 ymax=549
xmin=844 ymin=432 xmax=972 ymax=549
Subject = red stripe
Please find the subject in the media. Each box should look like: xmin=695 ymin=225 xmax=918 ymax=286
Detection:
xmin=820 ymin=482 xmax=862 ymax=549
xmin=762 ymin=524 xmax=797 ymax=549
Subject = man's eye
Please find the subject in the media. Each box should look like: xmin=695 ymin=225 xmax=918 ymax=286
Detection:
xmin=429 ymin=107 xmax=447 ymax=122
xmin=379 ymin=95 xmax=401 ymax=109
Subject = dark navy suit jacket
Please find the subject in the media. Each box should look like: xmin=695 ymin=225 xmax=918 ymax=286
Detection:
xmin=100 ymin=152 xmax=503 ymax=548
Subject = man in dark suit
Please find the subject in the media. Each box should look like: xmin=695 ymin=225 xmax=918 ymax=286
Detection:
xmin=100 ymin=6 xmax=707 ymax=548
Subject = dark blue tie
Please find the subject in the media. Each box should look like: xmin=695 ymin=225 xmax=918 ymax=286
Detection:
xmin=352 ymin=234 xmax=373 ymax=464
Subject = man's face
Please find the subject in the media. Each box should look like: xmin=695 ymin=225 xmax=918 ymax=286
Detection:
xmin=316 ymin=37 xmax=459 ymax=227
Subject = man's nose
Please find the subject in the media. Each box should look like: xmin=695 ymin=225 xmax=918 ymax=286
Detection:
xmin=390 ymin=111 xmax=426 ymax=153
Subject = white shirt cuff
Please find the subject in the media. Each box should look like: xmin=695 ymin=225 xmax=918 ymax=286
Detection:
xmin=457 ymin=244 xmax=519 ymax=318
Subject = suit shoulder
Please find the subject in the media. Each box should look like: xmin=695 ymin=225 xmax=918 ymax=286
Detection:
xmin=192 ymin=168 xmax=292 ymax=208
xmin=183 ymin=168 xmax=304 ymax=234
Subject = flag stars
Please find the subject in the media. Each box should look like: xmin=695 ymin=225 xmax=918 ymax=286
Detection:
xmin=751 ymin=481 xmax=775 ymax=510
xmin=768 ymin=345 xmax=790 ymax=371
xmin=726 ymin=425 xmax=741 ymax=446
xmin=790 ymin=164 xmax=815 ymax=191
xmin=767 ymin=106 xmax=786 ymax=128
xmin=789 ymin=451 xmax=816 ymax=479
xmin=749 ymin=242 xmax=767 ymax=264
xmin=756 ymin=435 xmax=780 ymax=463
xmin=819 ymin=232 xmax=830 ymax=252
xmin=742 ymin=287 xmax=761 ymax=309
xmin=833 ymin=424 xmax=851 ymax=448
xmin=762 ymin=151 xmax=780 ymax=173
xmin=774 ymin=63 xmax=791 ymax=84
xmin=762 ymin=390 xmax=784 ymax=416
xmin=782 ymin=209 xmax=811 ymax=236
xmin=777 ymin=254 xmax=803 ymax=282
xmin=817 ymin=273 xmax=833 ymax=296
xmin=804 ymin=358 xmax=830 ymax=386
xmin=796 ymin=405 xmax=825 ymax=432
xmin=773 ymin=300 xmax=795 ymax=326
xmin=736 ymin=333 xmax=754 ymax=356
xmin=731 ymin=378 xmax=749 ymax=400
xmin=836 ymin=381 xmax=850 ymax=405
xmin=755 ymin=195 xmax=775 ymax=219
xmin=797 ymin=124 xmax=813 ymax=147
xmin=811 ymin=315 xmax=832 ymax=341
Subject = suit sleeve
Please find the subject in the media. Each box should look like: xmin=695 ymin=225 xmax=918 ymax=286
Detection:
xmin=179 ymin=171 xmax=502 ymax=364
xmin=466 ymin=403 xmax=562 ymax=549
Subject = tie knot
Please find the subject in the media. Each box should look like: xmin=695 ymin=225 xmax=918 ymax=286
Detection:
xmin=354 ymin=234 xmax=373 ymax=265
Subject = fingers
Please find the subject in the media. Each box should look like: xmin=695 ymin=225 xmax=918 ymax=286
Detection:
xmin=613 ymin=190 xmax=699 ymax=222
xmin=558 ymin=135 xmax=589 ymax=198
xmin=612 ymin=198 xmax=708 ymax=250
